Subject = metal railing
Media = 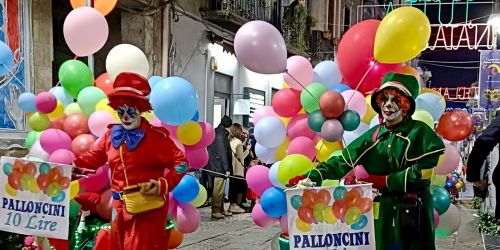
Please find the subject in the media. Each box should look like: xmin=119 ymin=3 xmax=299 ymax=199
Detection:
xmin=208 ymin=0 xmax=275 ymax=23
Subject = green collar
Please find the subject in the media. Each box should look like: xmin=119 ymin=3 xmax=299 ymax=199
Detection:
xmin=376 ymin=117 xmax=413 ymax=139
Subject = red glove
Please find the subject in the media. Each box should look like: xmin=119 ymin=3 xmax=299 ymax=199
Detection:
xmin=362 ymin=175 xmax=388 ymax=190
xmin=288 ymin=176 xmax=306 ymax=187
xmin=75 ymin=193 xmax=102 ymax=212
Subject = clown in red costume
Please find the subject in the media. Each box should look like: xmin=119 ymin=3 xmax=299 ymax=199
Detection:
xmin=74 ymin=72 xmax=187 ymax=250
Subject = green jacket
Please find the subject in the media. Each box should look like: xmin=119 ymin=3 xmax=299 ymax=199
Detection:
xmin=309 ymin=118 xmax=445 ymax=250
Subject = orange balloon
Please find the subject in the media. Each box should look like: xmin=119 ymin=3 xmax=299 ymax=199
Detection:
xmin=70 ymin=0 xmax=117 ymax=16
xmin=95 ymin=73 xmax=114 ymax=96
xmin=50 ymin=115 xmax=66 ymax=130
xmin=59 ymin=176 xmax=71 ymax=189
xmin=315 ymin=189 xmax=332 ymax=206
xmin=399 ymin=66 xmax=421 ymax=83
xmin=344 ymin=189 xmax=362 ymax=207
xmin=168 ymin=229 xmax=184 ymax=249
xmin=297 ymin=206 xmax=314 ymax=224
xmin=301 ymin=189 xmax=317 ymax=208
xmin=357 ymin=197 xmax=373 ymax=213
xmin=48 ymin=167 xmax=62 ymax=183
xmin=436 ymin=110 xmax=473 ymax=141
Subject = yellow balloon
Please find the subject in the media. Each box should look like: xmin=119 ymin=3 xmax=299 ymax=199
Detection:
xmin=323 ymin=206 xmax=337 ymax=224
xmin=374 ymin=6 xmax=431 ymax=63
xmin=70 ymin=181 xmax=80 ymax=200
xmin=95 ymin=99 xmax=119 ymax=120
xmin=361 ymin=95 xmax=377 ymax=124
xmin=283 ymin=82 xmax=289 ymax=88
xmin=275 ymin=137 xmax=290 ymax=161
xmin=431 ymin=174 xmax=446 ymax=187
xmin=295 ymin=217 xmax=312 ymax=232
xmin=177 ymin=121 xmax=202 ymax=145
xmin=48 ymin=101 xmax=65 ymax=119
xmin=279 ymin=116 xmax=291 ymax=126
xmin=5 ymin=183 xmax=17 ymax=196
xmin=190 ymin=184 xmax=208 ymax=207
xmin=299 ymin=108 xmax=305 ymax=115
xmin=28 ymin=112 xmax=50 ymax=132
xmin=315 ymin=140 xmax=343 ymax=162
xmin=142 ymin=111 xmax=154 ymax=122
xmin=278 ymin=154 xmax=313 ymax=185
xmin=65 ymin=102 xmax=82 ymax=115
xmin=412 ymin=109 xmax=434 ymax=128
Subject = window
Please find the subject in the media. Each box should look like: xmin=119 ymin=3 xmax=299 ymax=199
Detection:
xmin=213 ymin=72 xmax=233 ymax=127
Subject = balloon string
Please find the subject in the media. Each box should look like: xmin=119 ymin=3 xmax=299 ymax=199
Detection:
xmin=197 ymin=168 xmax=247 ymax=181
xmin=345 ymin=62 xmax=376 ymax=107
xmin=285 ymin=71 xmax=319 ymax=103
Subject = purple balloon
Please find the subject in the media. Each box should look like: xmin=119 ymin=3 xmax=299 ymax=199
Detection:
xmin=246 ymin=165 xmax=274 ymax=196
xmin=320 ymin=119 xmax=344 ymax=142
xmin=176 ymin=203 xmax=201 ymax=233
xmin=234 ymin=21 xmax=287 ymax=74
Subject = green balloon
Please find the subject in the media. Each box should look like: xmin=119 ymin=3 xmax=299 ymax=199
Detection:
xmin=329 ymin=150 xmax=342 ymax=158
xmin=308 ymin=110 xmax=327 ymax=132
xmin=430 ymin=185 xmax=451 ymax=215
xmin=24 ymin=131 xmax=41 ymax=149
xmin=29 ymin=112 xmax=50 ymax=132
xmin=59 ymin=60 xmax=94 ymax=98
xmin=69 ymin=200 xmax=81 ymax=218
xmin=322 ymin=179 xmax=339 ymax=187
xmin=290 ymin=195 xmax=303 ymax=210
xmin=339 ymin=110 xmax=361 ymax=131
xmin=300 ymin=83 xmax=327 ymax=113
xmin=65 ymin=102 xmax=82 ymax=115
xmin=77 ymin=87 xmax=106 ymax=116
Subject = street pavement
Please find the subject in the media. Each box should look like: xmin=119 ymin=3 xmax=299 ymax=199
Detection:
xmin=179 ymin=201 xmax=483 ymax=250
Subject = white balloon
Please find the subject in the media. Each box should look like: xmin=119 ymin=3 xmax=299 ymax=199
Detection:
xmin=27 ymin=140 xmax=49 ymax=162
xmin=436 ymin=204 xmax=461 ymax=237
xmin=342 ymin=122 xmax=369 ymax=146
xmin=106 ymin=44 xmax=149 ymax=80
xmin=369 ymin=115 xmax=380 ymax=128
xmin=255 ymin=143 xmax=276 ymax=164
xmin=254 ymin=116 xmax=286 ymax=148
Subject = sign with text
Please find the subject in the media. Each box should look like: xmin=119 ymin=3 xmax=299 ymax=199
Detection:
xmin=0 ymin=157 xmax=71 ymax=239
xmin=286 ymin=184 xmax=375 ymax=249
xmin=479 ymin=50 xmax=500 ymax=110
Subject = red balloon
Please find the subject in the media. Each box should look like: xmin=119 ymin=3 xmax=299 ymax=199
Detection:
xmin=315 ymin=189 xmax=331 ymax=206
xmin=332 ymin=199 xmax=347 ymax=221
xmin=168 ymin=229 xmax=184 ymax=249
xmin=357 ymin=197 xmax=373 ymax=213
xmin=297 ymin=206 xmax=314 ymax=224
xmin=48 ymin=238 xmax=69 ymax=250
xmin=436 ymin=110 xmax=473 ymax=141
xmin=302 ymin=189 xmax=317 ymax=208
xmin=319 ymin=90 xmax=345 ymax=119
xmin=337 ymin=19 xmax=402 ymax=95
xmin=96 ymin=189 xmax=113 ymax=220
xmin=8 ymin=171 xmax=21 ymax=189
xmin=50 ymin=115 xmax=66 ymax=130
xmin=48 ymin=167 xmax=62 ymax=183
xmin=24 ymin=163 xmax=37 ymax=176
xmin=71 ymin=134 xmax=96 ymax=156
xmin=59 ymin=176 xmax=71 ymax=189
xmin=95 ymin=73 xmax=114 ymax=96
xmin=37 ymin=174 xmax=50 ymax=190
xmin=63 ymin=113 xmax=89 ymax=138
xmin=344 ymin=189 xmax=362 ymax=207
xmin=272 ymin=88 xmax=302 ymax=117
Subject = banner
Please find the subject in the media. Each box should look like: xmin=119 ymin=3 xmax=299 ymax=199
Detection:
xmin=479 ymin=50 xmax=500 ymax=110
xmin=0 ymin=157 xmax=72 ymax=239
xmin=286 ymin=184 xmax=375 ymax=249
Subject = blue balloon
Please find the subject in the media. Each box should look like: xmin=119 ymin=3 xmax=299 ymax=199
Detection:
xmin=51 ymin=190 xmax=66 ymax=203
xmin=39 ymin=163 xmax=51 ymax=174
xmin=416 ymin=93 xmax=444 ymax=121
xmin=333 ymin=186 xmax=347 ymax=200
xmin=313 ymin=61 xmax=342 ymax=87
xmin=0 ymin=40 xmax=14 ymax=77
xmin=172 ymin=175 xmax=200 ymax=203
xmin=351 ymin=215 xmax=368 ymax=230
xmin=2 ymin=162 xmax=12 ymax=175
xmin=261 ymin=187 xmax=287 ymax=218
xmin=329 ymin=84 xmax=351 ymax=93
xmin=150 ymin=77 xmax=199 ymax=126
xmin=18 ymin=92 xmax=37 ymax=112
xmin=49 ymin=86 xmax=74 ymax=106
xmin=290 ymin=195 xmax=302 ymax=210
xmin=191 ymin=111 xmax=199 ymax=121
xmin=148 ymin=76 xmax=163 ymax=90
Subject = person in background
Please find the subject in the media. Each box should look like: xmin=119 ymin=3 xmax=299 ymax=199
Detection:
xmin=228 ymin=123 xmax=252 ymax=213
xmin=205 ymin=115 xmax=234 ymax=219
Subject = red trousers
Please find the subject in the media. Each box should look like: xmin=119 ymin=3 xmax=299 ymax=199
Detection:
xmin=95 ymin=200 xmax=171 ymax=250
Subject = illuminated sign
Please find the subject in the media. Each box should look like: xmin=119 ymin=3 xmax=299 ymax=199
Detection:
xmin=385 ymin=0 xmax=476 ymax=24
xmin=431 ymin=87 xmax=479 ymax=101
xmin=428 ymin=23 xmax=495 ymax=50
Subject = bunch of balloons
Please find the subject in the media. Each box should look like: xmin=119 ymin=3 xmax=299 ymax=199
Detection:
xmin=290 ymin=187 xmax=372 ymax=233
xmin=3 ymin=160 xmax=70 ymax=203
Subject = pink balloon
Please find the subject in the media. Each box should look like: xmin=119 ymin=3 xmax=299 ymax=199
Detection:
xmin=280 ymin=215 xmax=289 ymax=234
xmin=168 ymin=192 xmax=179 ymax=217
xmin=234 ymin=21 xmax=287 ymax=74
xmin=186 ymin=122 xmax=215 ymax=149
xmin=319 ymin=119 xmax=344 ymax=142
xmin=96 ymin=189 xmax=112 ymax=220
xmin=434 ymin=209 xmax=440 ymax=228
xmin=89 ymin=111 xmax=116 ymax=137
xmin=246 ymin=165 xmax=274 ymax=195
xmin=337 ymin=19 xmax=402 ymax=95
xmin=63 ymin=7 xmax=109 ymax=57
xmin=64 ymin=113 xmax=89 ymax=138
xmin=272 ymin=88 xmax=302 ymax=118
xmin=40 ymin=128 xmax=72 ymax=154
xmin=283 ymin=56 xmax=313 ymax=90
xmin=176 ymin=203 xmax=201 ymax=233
xmin=35 ymin=92 xmax=57 ymax=114
xmin=435 ymin=144 xmax=459 ymax=175
xmin=71 ymin=134 xmax=96 ymax=157
xmin=28 ymin=140 xmax=49 ymax=161
xmin=50 ymin=116 xmax=66 ymax=130
xmin=49 ymin=149 xmax=76 ymax=165
xmin=151 ymin=117 xmax=162 ymax=127
xmin=184 ymin=147 xmax=209 ymax=169
xmin=79 ymin=165 xmax=108 ymax=193
xmin=252 ymin=203 xmax=278 ymax=228
xmin=163 ymin=123 xmax=178 ymax=139
xmin=172 ymin=138 xmax=185 ymax=152
xmin=287 ymin=114 xmax=315 ymax=139
xmin=288 ymin=136 xmax=317 ymax=160
xmin=253 ymin=106 xmax=277 ymax=125
xmin=341 ymin=90 xmax=367 ymax=118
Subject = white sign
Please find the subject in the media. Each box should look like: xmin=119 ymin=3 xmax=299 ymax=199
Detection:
xmin=286 ymin=184 xmax=375 ymax=249
xmin=0 ymin=157 xmax=72 ymax=239
xmin=233 ymin=99 xmax=251 ymax=115
xmin=428 ymin=23 xmax=495 ymax=50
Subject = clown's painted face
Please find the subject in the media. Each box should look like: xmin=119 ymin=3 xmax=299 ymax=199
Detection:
xmin=380 ymin=92 xmax=403 ymax=126
xmin=117 ymin=105 xmax=141 ymax=130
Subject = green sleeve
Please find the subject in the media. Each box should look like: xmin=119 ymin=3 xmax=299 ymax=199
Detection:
xmin=308 ymin=127 xmax=378 ymax=186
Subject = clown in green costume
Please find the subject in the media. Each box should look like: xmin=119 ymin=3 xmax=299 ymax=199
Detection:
xmin=306 ymin=73 xmax=445 ymax=250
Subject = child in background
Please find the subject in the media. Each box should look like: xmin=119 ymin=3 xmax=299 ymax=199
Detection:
xmin=246 ymin=159 xmax=261 ymax=210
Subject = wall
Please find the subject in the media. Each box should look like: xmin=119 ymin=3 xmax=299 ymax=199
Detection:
xmin=33 ymin=0 xmax=53 ymax=93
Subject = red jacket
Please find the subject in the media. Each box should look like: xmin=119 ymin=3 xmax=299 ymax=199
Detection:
xmin=74 ymin=120 xmax=186 ymax=192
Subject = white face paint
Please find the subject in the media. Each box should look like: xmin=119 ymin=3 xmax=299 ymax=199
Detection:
xmin=117 ymin=105 xmax=141 ymax=130
xmin=380 ymin=92 xmax=403 ymax=127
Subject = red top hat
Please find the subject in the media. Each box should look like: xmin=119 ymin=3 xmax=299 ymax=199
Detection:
xmin=108 ymin=72 xmax=150 ymax=101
